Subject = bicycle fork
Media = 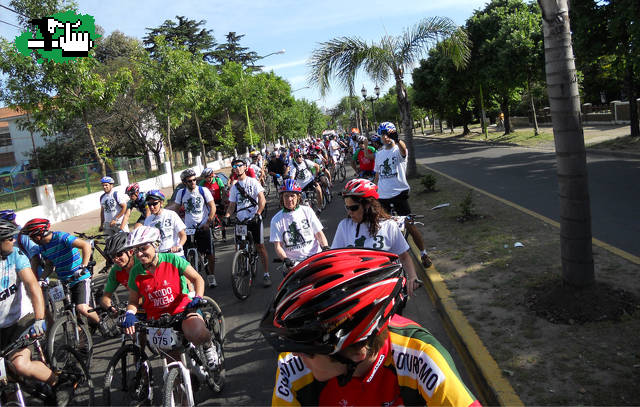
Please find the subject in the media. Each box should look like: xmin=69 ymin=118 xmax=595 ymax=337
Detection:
xmin=162 ymin=355 xmax=195 ymax=407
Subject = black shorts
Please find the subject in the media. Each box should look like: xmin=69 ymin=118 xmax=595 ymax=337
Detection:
xmin=302 ymin=181 xmax=318 ymax=192
xmin=379 ymin=189 xmax=411 ymax=216
xmin=0 ymin=313 xmax=35 ymax=350
xmin=70 ymin=278 xmax=92 ymax=307
xmin=194 ymin=228 xmax=214 ymax=255
xmin=243 ymin=218 xmax=264 ymax=245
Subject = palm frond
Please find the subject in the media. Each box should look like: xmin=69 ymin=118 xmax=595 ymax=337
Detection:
xmin=399 ymin=16 xmax=470 ymax=70
xmin=307 ymin=36 xmax=372 ymax=97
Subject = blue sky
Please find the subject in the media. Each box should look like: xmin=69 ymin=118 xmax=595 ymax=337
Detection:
xmin=0 ymin=0 xmax=489 ymax=110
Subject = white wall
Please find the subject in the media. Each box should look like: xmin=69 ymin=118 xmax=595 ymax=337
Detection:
xmin=7 ymin=117 xmax=47 ymax=164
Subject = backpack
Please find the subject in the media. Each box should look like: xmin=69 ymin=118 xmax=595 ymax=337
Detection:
xmin=176 ymin=185 xmax=206 ymax=205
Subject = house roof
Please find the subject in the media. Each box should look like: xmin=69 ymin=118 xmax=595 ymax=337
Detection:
xmin=0 ymin=107 xmax=26 ymax=120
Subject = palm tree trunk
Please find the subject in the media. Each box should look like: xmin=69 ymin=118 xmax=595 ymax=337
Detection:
xmin=394 ymin=77 xmax=417 ymax=178
xmin=540 ymin=0 xmax=594 ymax=287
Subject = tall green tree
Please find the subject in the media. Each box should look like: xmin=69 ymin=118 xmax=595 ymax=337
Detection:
xmin=211 ymin=32 xmax=260 ymax=70
xmin=538 ymin=0 xmax=594 ymax=286
xmin=143 ymin=16 xmax=216 ymax=61
xmin=308 ymin=17 xmax=469 ymax=177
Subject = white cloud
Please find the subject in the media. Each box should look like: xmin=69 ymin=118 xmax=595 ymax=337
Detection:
xmin=263 ymin=58 xmax=308 ymax=71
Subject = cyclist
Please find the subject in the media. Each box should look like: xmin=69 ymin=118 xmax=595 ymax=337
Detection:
xmin=171 ymin=169 xmax=217 ymax=288
xmin=143 ymin=190 xmax=187 ymax=257
xmin=0 ymin=209 xmax=45 ymax=278
xmin=260 ymin=248 xmax=481 ymax=407
xmin=21 ymin=218 xmax=101 ymax=326
xmin=229 ymin=157 xmax=256 ymax=185
xmin=121 ymin=226 xmax=219 ymax=370
xmin=351 ymin=135 xmax=377 ymax=179
xmin=100 ymin=231 xmax=138 ymax=311
xmin=374 ymin=122 xmax=432 ymax=268
xmin=199 ymin=168 xmax=227 ymax=216
xmin=250 ymin=151 xmax=266 ymax=185
xmin=223 ymin=158 xmax=271 ymax=287
xmin=331 ymin=179 xmax=420 ymax=296
xmin=269 ymin=180 xmax=328 ymax=273
xmin=99 ymin=176 xmax=128 ymax=236
xmin=288 ymin=152 xmax=323 ymax=211
xmin=120 ymin=183 xmax=149 ymax=230
xmin=327 ymin=134 xmax=343 ymax=167
xmin=0 ymin=219 xmax=75 ymax=405
xmin=267 ymin=151 xmax=288 ymax=191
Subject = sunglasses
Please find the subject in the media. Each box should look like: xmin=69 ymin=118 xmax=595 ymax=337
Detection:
xmin=113 ymin=250 xmax=128 ymax=259
xmin=134 ymin=244 xmax=152 ymax=253
xmin=1 ymin=236 xmax=15 ymax=243
xmin=345 ymin=204 xmax=361 ymax=212
xmin=232 ymin=164 xmax=245 ymax=168
xmin=148 ymin=201 xmax=162 ymax=207
xmin=185 ymin=178 xmax=197 ymax=183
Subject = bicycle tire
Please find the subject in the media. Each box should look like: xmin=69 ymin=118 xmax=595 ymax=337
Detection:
xmin=186 ymin=249 xmax=199 ymax=275
xmin=337 ymin=165 xmax=346 ymax=182
xmin=47 ymin=314 xmax=93 ymax=368
xmin=230 ymin=251 xmax=252 ymax=300
xmin=51 ymin=345 xmax=95 ymax=406
xmin=162 ymin=367 xmax=190 ymax=407
xmin=196 ymin=341 xmax=225 ymax=394
xmin=103 ymin=344 xmax=153 ymax=407
xmin=202 ymin=296 xmax=226 ymax=341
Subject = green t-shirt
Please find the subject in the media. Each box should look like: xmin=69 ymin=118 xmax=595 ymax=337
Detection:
xmin=103 ymin=257 xmax=139 ymax=293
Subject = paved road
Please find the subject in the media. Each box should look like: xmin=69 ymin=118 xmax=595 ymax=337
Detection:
xmin=76 ymin=166 xmax=479 ymax=406
xmin=416 ymin=136 xmax=640 ymax=257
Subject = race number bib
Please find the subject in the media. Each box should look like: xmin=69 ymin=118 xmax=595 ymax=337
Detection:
xmin=235 ymin=224 xmax=247 ymax=237
xmin=147 ymin=327 xmax=179 ymax=350
xmin=48 ymin=284 xmax=65 ymax=303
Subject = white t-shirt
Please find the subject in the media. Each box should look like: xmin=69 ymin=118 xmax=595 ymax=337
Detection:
xmin=331 ymin=218 xmax=410 ymax=255
xmin=270 ymin=205 xmax=323 ymax=261
xmin=144 ymin=209 xmax=186 ymax=256
xmin=374 ymin=145 xmax=410 ymax=199
xmin=173 ymin=186 xmax=214 ymax=228
xmin=288 ymin=159 xmax=316 ymax=189
xmin=229 ymin=177 xmax=264 ymax=221
xmin=100 ymin=190 xmax=125 ymax=224
xmin=0 ymin=248 xmax=34 ymax=328
xmin=328 ymin=140 xmax=341 ymax=158
xmin=250 ymin=163 xmax=263 ymax=179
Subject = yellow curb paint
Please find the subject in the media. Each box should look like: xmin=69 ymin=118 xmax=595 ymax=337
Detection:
xmin=408 ymin=240 xmax=524 ymax=407
xmin=422 ymin=165 xmax=640 ymax=265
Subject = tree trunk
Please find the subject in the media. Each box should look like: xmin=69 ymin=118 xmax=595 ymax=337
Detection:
xmin=394 ymin=76 xmax=417 ymax=178
xmin=194 ymin=111 xmax=207 ymax=164
xmin=83 ymin=110 xmax=106 ymax=177
xmin=528 ymin=79 xmax=540 ymax=136
xmin=461 ymin=99 xmax=471 ymax=135
xmin=626 ymin=61 xmax=639 ymax=138
xmin=501 ymin=95 xmax=512 ymax=134
xmin=478 ymin=85 xmax=488 ymax=139
xmin=540 ymin=0 xmax=594 ymax=287
xmin=166 ymin=101 xmax=175 ymax=190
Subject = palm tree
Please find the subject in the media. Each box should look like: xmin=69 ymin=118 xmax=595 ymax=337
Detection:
xmin=538 ymin=0 xmax=594 ymax=286
xmin=308 ymin=17 xmax=470 ymax=177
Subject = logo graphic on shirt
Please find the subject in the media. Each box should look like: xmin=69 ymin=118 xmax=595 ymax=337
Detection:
xmin=380 ymin=158 xmax=397 ymax=178
xmin=147 ymin=287 xmax=174 ymax=308
xmin=152 ymin=221 xmax=167 ymax=240
xmin=282 ymin=222 xmax=306 ymax=248
xmin=354 ymin=236 xmax=366 ymax=248
xmin=185 ymin=196 xmax=202 ymax=215
xmin=103 ymin=198 xmax=116 ymax=211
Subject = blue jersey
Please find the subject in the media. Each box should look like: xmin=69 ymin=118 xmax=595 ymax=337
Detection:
xmin=15 ymin=233 xmax=44 ymax=278
xmin=39 ymin=232 xmax=88 ymax=284
xmin=0 ymin=247 xmax=34 ymax=327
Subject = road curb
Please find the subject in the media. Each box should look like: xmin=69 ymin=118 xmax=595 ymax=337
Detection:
xmin=421 ymin=165 xmax=640 ymax=265
xmin=407 ymin=241 xmax=524 ymax=407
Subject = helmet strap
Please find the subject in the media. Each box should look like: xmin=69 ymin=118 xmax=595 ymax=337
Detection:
xmin=330 ymin=353 xmax=361 ymax=387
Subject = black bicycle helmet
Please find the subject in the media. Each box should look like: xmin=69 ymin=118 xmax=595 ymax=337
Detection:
xmin=180 ymin=169 xmax=196 ymax=182
xmin=104 ymin=231 xmax=129 ymax=258
xmin=0 ymin=219 xmax=18 ymax=240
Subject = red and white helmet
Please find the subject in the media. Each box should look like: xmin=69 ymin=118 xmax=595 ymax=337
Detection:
xmin=260 ymin=248 xmax=406 ymax=354
xmin=21 ymin=218 xmax=51 ymax=238
xmin=125 ymin=183 xmax=140 ymax=195
xmin=343 ymin=178 xmax=379 ymax=199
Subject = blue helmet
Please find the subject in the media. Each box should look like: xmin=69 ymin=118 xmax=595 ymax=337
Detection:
xmin=0 ymin=210 xmax=16 ymax=223
xmin=280 ymin=179 xmax=302 ymax=194
xmin=370 ymin=135 xmax=382 ymax=143
xmin=145 ymin=189 xmax=165 ymax=201
xmin=377 ymin=122 xmax=396 ymax=136
xmin=101 ymin=176 xmax=115 ymax=184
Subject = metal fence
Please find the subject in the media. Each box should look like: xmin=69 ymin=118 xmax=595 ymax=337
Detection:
xmin=0 ymin=169 xmax=40 ymax=210
xmin=114 ymin=157 xmax=164 ymax=183
xmin=40 ymin=163 xmax=111 ymax=204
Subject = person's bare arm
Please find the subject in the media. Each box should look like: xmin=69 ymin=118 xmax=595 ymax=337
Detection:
xmin=112 ymin=202 xmax=127 ymax=225
xmin=398 ymin=250 xmax=418 ymax=297
xmin=71 ymin=238 xmax=92 ymax=268
xmin=314 ymin=230 xmax=328 ymax=248
xmin=257 ymin=192 xmax=266 ymax=215
xmin=273 ymin=241 xmax=287 ymax=261
xmin=183 ymin=265 xmax=205 ymax=297
xmin=99 ymin=207 xmax=105 ymax=231
xmin=397 ymin=140 xmax=408 ymax=158
xmin=120 ymin=208 xmax=132 ymax=231
xmin=225 ymin=201 xmax=236 ymax=218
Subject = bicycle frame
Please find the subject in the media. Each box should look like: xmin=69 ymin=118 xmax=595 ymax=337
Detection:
xmin=162 ymin=356 xmax=195 ymax=407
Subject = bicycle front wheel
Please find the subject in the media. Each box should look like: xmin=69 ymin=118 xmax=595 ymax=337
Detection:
xmin=231 ymin=251 xmax=253 ymax=300
xmin=103 ymin=344 xmax=153 ymax=406
xmin=202 ymin=296 xmax=226 ymax=341
xmin=47 ymin=314 xmax=93 ymax=368
xmin=337 ymin=165 xmax=346 ymax=182
xmin=51 ymin=345 xmax=95 ymax=406
xmin=162 ymin=367 xmax=190 ymax=407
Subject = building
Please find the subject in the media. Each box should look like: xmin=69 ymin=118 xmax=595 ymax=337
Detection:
xmin=0 ymin=107 xmax=47 ymax=173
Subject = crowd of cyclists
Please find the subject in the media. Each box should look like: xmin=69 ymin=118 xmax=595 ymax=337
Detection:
xmin=0 ymin=121 xmax=480 ymax=406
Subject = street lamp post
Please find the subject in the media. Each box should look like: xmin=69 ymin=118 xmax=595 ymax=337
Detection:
xmin=244 ymin=49 xmax=286 ymax=148
xmin=361 ymin=84 xmax=380 ymax=132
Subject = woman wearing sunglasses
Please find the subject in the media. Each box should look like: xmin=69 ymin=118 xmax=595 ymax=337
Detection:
xmin=331 ymin=179 xmax=420 ymax=296
xmin=142 ymin=190 xmax=187 ymax=257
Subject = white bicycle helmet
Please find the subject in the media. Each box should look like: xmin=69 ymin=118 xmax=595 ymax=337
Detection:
xmin=125 ymin=226 xmax=160 ymax=249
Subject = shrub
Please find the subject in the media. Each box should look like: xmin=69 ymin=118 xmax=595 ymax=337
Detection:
xmin=457 ymin=189 xmax=479 ymax=223
xmin=421 ymin=173 xmax=437 ymax=192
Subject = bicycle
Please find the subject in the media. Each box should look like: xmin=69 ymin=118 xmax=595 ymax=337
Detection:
xmin=184 ymin=226 xmax=210 ymax=279
xmin=102 ymin=298 xmax=225 ymax=406
xmin=328 ymin=152 xmax=346 ymax=183
xmin=74 ymin=232 xmax=112 ymax=275
xmin=0 ymin=329 xmax=94 ymax=406
xmin=301 ymin=187 xmax=322 ymax=213
xmin=228 ymin=218 xmax=259 ymax=300
xmin=45 ymin=272 xmax=94 ymax=369
xmin=316 ymin=174 xmax=333 ymax=208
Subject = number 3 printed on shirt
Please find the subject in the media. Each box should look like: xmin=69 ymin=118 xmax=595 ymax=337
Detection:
xmin=372 ymin=235 xmax=384 ymax=249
